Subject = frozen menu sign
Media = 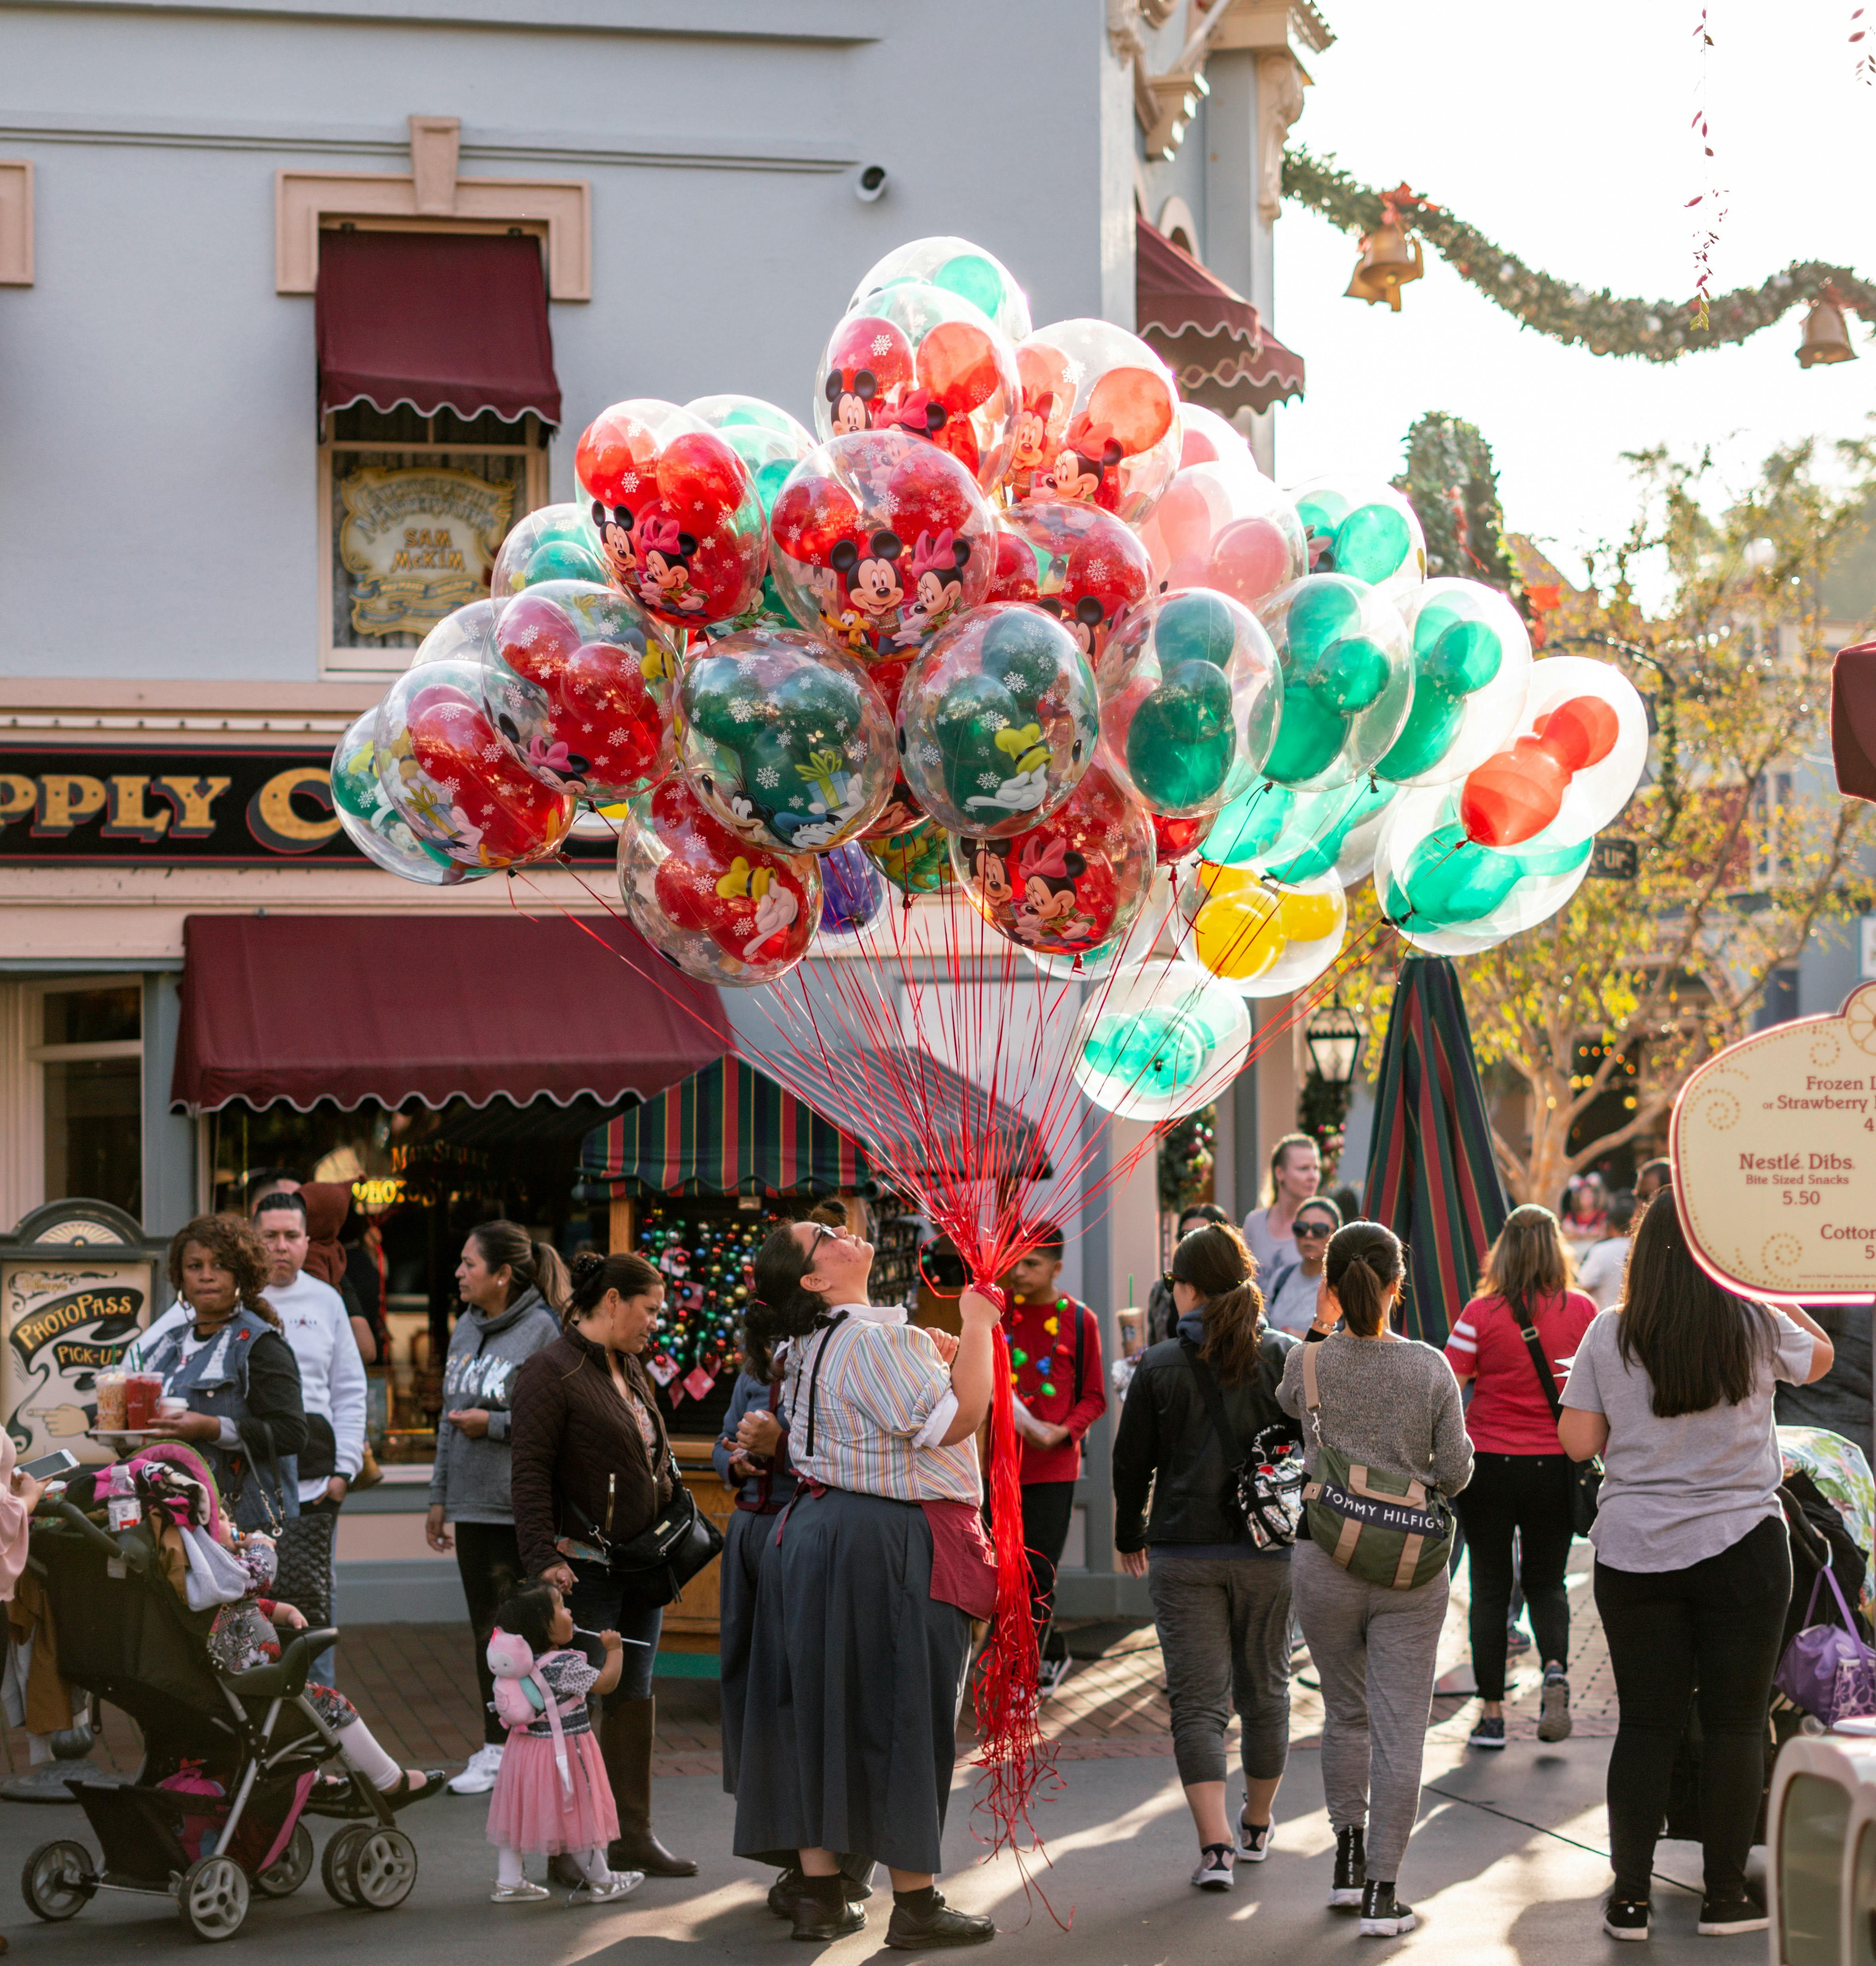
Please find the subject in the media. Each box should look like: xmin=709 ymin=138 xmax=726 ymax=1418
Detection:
xmin=1671 ymin=980 xmax=1876 ymax=1303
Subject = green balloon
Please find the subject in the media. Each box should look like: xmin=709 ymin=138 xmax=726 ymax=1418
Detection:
xmin=933 ymin=253 xmax=1006 ymax=322
xmin=1376 ymin=682 xmax=1464 ymax=781
xmin=1086 ymin=1006 xmax=1210 ymax=1095
xmin=1285 ymin=579 xmax=1363 ymax=660
xmin=1294 ymin=489 xmax=1353 ymax=537
xmin=525 ymin=538 xmax=609 ymax=586
xmin=1332 ymin=504 xmax=1413 ymax=584
xmin=981 ymin=606 xmax=1071 ymax=700
xmin=1311 ymin=636 xmax=1390 ymax=712
xmin=1420 ymin=612 xmax=1502 ymax=695
xmin=1263 ymin=685 xmax=1348 ymax=786
xmin=1126 ymin=661 xmax=1235 ymax=809
xmin=687 ymin=655 xmax=870 ymax=848
xmin=1386 ymin=826 xmax=1590 ymax=928
xmin=752 ymin=458 xmax=796 ymax=515
xmin=1263 ymin=777 xmax=1394 ymax=884
xmin=1207 ymin=781 xmax=1296 ymax=865
xmin=1153 ymin=591 xmax=1236 ymax=670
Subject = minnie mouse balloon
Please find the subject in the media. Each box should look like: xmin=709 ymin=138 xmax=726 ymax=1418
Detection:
xmin=1096 ymin=590 xmax=1283 ymax=819
xmin=896 ymin=602 xmax=1100 ymax=838
xmin=814 ymin=281 xmax=1021 ymax=493
xmin=952 ymin=764 xmax=1154 ymax=964
xmin=1457 ymin=656 xmax=1647 ymax=848
xmin=1291 ymin=479 xmax=1427 ymax=603
xmin=1378 ymin=579 xmax=1533 ymax=787
xmin=679 ymin=627 xmax=895 ymax=853
xmin=1256 ymin=575 xmax=1414 ymax=791
xmin=1023 ymin=862 xmax=1182 ymax=982
xmin=989 ymin=500 xmax=1154 ymax=667
xmin=330 ymin=710 xmax=490 ymax=887
xmin=374 ymin=659 xmax=577 ymax=870
xmin=768 ymin=430 xmax=995 ymax=662
xmin=1003 ymin=320 xmax=1182 ymax=525
xmin=848 ymin=236 xmax=1033 ymax=343
xmin=685 ymin=394 xmax=817 ymax=630
xmin=1184 ymin=862 xmax=1347 ymax=997
xmin=1135 ymin=464 xmax=1308 ymax=612
xmin=575 ymin=398 xmax=768 ymax=631
xmin=1071 ymin=958 xmax=1252 ymax=1122
xmin=481 ymin=581 xmax=680 ymax=806
xmin=618 ymin=777 xmax=820 ymax=986
xmin=489 ymin=504 xmax=610 ymax=603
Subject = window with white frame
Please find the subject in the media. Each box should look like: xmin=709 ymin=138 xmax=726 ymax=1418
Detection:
xmin=28 ymin=981 xmax=143 ymax=1221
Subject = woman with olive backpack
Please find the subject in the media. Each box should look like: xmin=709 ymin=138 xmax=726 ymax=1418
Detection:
xmin=1276 ymin=1222 xmax=1473 ymax=1939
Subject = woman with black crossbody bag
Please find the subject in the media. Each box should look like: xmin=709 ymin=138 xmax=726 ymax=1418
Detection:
xmin=1442 ymin=1205 xmax=1600 ymax=1752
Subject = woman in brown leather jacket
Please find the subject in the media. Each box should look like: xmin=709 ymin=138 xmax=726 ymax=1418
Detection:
xmin=509 ymin=1251 xmax=693 ymax=1879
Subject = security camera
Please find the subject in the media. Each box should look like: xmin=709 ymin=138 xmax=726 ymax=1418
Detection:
xmin=855 ymin=164 xmax=889 ymax=204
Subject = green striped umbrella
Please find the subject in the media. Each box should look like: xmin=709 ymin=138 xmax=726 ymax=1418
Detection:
xmin=1362 ymin=955 xmax=1510 ymax=1344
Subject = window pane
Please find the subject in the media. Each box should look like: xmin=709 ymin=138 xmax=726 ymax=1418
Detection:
xmin=42 ymin=985 xmax=140 ymax=1046
xmin=44 ymin=1057 xmax=142 ymax=1219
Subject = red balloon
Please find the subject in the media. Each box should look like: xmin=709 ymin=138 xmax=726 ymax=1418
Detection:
xmin=1459 ymin=736 xmax=1569 ymax=846
xmin=407 ymin=698 xmax=573 ymax=866
xmin=989 ymin=521 xmax=1041 ymax=603
xmin=647 ymin=780 xmax=815 ymax=969
xmin=989 ymin=500 xmax=1153 ymax=665
xmin=1208 ymin=516 xmax=1295 ymax=608
xmin=1153 ymin=810 xmax=1216 ymax=862
xmin=823 ymin=315 xmax=916 ymax=434
xmin=1534 ymin=694 xmax=1620 ymax=773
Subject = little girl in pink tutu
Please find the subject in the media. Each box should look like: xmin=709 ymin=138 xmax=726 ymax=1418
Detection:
xmin=484 ymin=1579 xmax=642 ymax=1904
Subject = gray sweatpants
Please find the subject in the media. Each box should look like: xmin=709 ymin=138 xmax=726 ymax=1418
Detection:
xmin=1147 ymin=1552 xmax=1292 ymax=1788
xmin=1291 ymin=1539 xmax=1449 ymax=1880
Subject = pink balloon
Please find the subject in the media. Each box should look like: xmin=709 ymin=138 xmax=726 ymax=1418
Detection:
xmin=1207 ymin=517 xmax=1295 ymax=609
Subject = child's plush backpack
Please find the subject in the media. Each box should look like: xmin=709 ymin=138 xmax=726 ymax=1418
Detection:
xmin=486 ymin=1627 xmax=571 ymax=1796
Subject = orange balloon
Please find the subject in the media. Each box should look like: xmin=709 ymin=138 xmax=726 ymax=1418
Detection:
xmin=918 ymin=319 xmax=1002 ymax=414
xmin=1533 ymin=693 xmax=1620 ymax=773
xmin=1460 ymin=736 xmax=1568 ymax=846
xmin=1085 ymin=366 xmax=1177 ymax=458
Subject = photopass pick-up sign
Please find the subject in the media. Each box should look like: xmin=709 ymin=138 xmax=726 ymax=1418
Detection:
xmin=0 ymin=746 xmax=612 ymax=866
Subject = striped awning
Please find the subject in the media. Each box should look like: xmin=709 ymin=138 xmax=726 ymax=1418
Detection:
xmin=1362 ymin=956 xmax=1510 ymax=1345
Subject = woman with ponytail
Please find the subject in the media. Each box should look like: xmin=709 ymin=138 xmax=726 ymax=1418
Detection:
xmin=1276 ymin=1222 xmax=1472 ymax=1938
xmin=1111 ymin=1223 xmax=1302 ymax=1892
xmin=426 ymin=1220 xmax=564 ymax=1798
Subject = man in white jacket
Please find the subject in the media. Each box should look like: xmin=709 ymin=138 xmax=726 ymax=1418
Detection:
xmin=255 ymin=1191 xmax=366 ymax=1686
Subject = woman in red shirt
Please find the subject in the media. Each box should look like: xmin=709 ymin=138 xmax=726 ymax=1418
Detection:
xmin=1444 ymin=1206 xmax=1597 ymax=1751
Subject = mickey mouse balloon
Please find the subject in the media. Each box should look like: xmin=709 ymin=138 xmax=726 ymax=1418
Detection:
xmin=847 ymin=235 xmax=1033 ymax=343
xmin=575 ymin=398 xmax=768 ymax=631
xmin=1256 ymin=574 xmax=1414 ymax=791
xmin=330 ymin=709 xmax=490 ymax=887
xmin=1378 ymin=579 xmax=1532 ymax=787
xmin=1184 ymin=862 xmax=1347 ymax=997
xmin=1290 ymin=478 xmax=1427 ymax=603
xmin=988 ymin=500 xmax=1154 ymax=667
xmin=684 ymin=394 xmax=818 ymax=629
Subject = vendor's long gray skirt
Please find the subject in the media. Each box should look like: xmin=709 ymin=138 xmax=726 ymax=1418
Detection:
xmin=733 ymin=1485 xmax=970 ymax=1876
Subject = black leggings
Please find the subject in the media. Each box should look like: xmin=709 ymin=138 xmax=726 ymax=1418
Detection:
xmin=1596 ymin=1515 xmax=1791 ymax=1902
xmin=1454 ymin=1452 xmax=1574 ymax=1699
xmin=1020 ymin=1481 xmax=1077 ymax=1664
xmin=454 ymin=1520 xmax=527 ymax=1746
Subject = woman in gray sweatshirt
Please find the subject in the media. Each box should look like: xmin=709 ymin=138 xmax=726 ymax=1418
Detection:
xmin=1276 ymin=1222 xmax=1472 ymax=1939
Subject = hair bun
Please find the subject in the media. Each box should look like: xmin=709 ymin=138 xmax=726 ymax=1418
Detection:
xmin=570 ymin=1251 xmax=606 ymax=1287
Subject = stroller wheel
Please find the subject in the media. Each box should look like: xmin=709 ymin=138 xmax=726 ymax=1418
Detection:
xmin=179 ymin=1855 xmax=249 ymax=1942
xmin=321 ymin=1824 xmax=369 ymax=1907
xmin=342 ymin=1828 xmax=418 ymax=1911
xmin=254 ymin=1821 xmax=315 ymax=1898
xmin=22 ymin=1839 xmax=95 ymax=1920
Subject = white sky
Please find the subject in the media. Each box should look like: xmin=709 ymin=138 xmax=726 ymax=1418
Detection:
xmin=1271 ymin=0 xmax=1876 ymax=588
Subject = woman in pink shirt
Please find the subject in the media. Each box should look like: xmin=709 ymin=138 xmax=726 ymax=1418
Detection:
xmin=1444 ymin=1206 xmax=1598 ymax=1751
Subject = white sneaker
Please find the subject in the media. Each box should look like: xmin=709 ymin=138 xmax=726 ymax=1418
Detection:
xmin=572 ymin=1870 xmax=644 ymax=1904
xmin=1035 ymin=1654 xmax=1072 ymax=1698
xmin=1237 ymin=1813 xmax=1271 ymax=1862
xmin=491 ymin=1879 xmax=549 ymax=1903
xmin=1191 ymin=1844 xmax=1235 ymax=1891
xmin=448 ymin=1743 xmax=505 ymax=1795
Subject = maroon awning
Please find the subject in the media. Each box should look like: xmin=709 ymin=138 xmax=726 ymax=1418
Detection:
xmin=1833 ymin=641 xmax=1876 ymax=803
xmin=316 ymin=231 xmax=562 ymax=425
xmin=170 ymin=914 xmax=728 ymax=1115
xmin=1136 ymin=216 xmax=1305 ymax=417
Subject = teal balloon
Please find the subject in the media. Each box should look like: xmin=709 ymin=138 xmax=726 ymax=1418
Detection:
xmin=1376 ymin=682 xmax=1464 ymax=781
xmin=1294 ymin=488 xmax=1353 ymax=537
xmin=1310 ymin=636 xmax=1389 ymax=712
xmin=1206 ymin=781 xmax=1296 ymax=866
xmin=1385 ymin=825 xmax=1591 ymax=929
xmin=1084 ymin=1006 xmax=1210 ymax=1096
xmin=752 ymin=458 xmax=796 ymax=515
xmin=981 ymin=606 xmax=1070 ymax=699
xmin=933 ymin=252 xmax=1006 ymax=321
xmin=525 ymin=537 xmax=609 ymax=585
xmin=1263 ymin=777 xmax=1394 ymax=884
xmin=1421 ymin=613 xmax=1503 ymax=695
xmin=1285 ymin=579 xmax=1363 ymax=659
xmin=1332 ymin=504 xmax=1413 ymax=584
xmin=1263 ymin=685 xmax=1347 ymax=786
xmin=1126 ymin=662 xmax=1235 ymax=809
xmin=1153 ymin=591 xmax=1236 ymax=670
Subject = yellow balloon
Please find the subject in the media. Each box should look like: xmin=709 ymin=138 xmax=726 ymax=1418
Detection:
xmin=1195 ymin=860 xmax=1260 ymax=901
xmin=1278 ymin=889 xmax=1341 ymax=943
xmin=1193 ymin=888 xmax=1287 ymax=981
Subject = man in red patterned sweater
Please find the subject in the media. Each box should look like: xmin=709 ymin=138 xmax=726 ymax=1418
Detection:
xmin=999 ymin=1223 xmax=1107 ymax=1696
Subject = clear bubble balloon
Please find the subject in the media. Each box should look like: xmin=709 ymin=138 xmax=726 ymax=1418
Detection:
xmin=988 ymin=500 xmax=1154 ymax=668
xmin=1176 ymin=402 xmax=1256 ymax=471
xmin=1289 ymin=479 xmax=1427 ymax=604
xmin=1071 ymin=959 xmax=1252 ymax=1121
xmin=768 ymin=429 xmax=995 ymax=662
xmin=1185 ymin=862 xmax=1347 ymax=997
xmin=818 ymin=839 xmax=891 ymax=937
xmin=482 ymin=580 xmax=680 ymax=806
xmin=895 ymin=602 xmax=1100 ymax=838
xmin=329 ymin=710 xmax=490 ymax=887
xmin=1208 ymin=776 xmax=1398 ymax=885
xmin=1096 ymin=589 xmax=1283 ymax=818
xmin=1022 ymin=862 xmax=1181 ymax=981
xmin=1136 ymin=464 xmax=1308 ymax=612
xmin=617 ymin=777 xmax=820 ymax=986
xmin=685 ymin=394 xmax=818 ymax=629
xmin=1256 ymin=575 xmax=1414 ymax=791
xmin=679 ymin=627 xmax=895 ymax=853
xmin=847 ymin=236 xmax=1033 ymax=343
xmin=1378 ymin=579 xmax=1533 ymax=787
xmin=408 ymin=599 xmax=497 ymax=670
xmin=1004 ymin=320 xmax=1182 ymax=524
xmin=489 ymin=504 xmax=610 ymax=604
xmin=814 ymin=281 xmax=1021 ymax=494
xmin=864 ymin=823 xmax=952 ymax=895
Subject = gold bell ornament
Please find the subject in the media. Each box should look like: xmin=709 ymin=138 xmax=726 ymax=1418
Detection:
xmin=1345 ymin=208 xmax=1424 ymax=313
xmin=1797 ymin=290 xmax=1857 ymax=368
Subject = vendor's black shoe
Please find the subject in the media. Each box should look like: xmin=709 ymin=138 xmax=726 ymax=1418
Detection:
xmin=1696 ymin=1890 xmax=1768 ymax=1936
xmin=772 ymin=1866 xmax=871 ymax=1919
xmin=1330 ymin=1826 xmax=1366 ymax=1908
xmin=1358 ymin=1880 xmax=1416 ymax=1937
xmin=1603 ymin=1896 xmax=1651 ymax=1941
xmin=885 ymin=1888 xmax=994 ymax=1949
xmin=792 ymin=1877 xmax=865 ymax=1942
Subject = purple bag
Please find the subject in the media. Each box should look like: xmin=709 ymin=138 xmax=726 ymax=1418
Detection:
xmin=1774 ymin=1565 xmax=1876 ymax=1727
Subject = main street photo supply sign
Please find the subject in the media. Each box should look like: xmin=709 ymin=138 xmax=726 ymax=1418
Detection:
xmin=1671 ymin=980 xmax=1876 ymax=1302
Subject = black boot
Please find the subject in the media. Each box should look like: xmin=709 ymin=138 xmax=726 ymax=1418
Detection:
xmin=1330 ymin=1826 xmax=1366 ymax=1908
xmin=885 ymin=1887 xmax=994 ymax=1949
xmin=1358 ymin=1878 xmax=1415 ymax=1937
xmin=792 ymin=1874 xmax=865 ymax=1942
xmin=600 ymin=1697 xmax=698 ymax=1877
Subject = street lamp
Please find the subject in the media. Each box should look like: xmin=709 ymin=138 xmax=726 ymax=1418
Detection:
xmin=1305 ymin=1004 xmax=1363 ymax=1085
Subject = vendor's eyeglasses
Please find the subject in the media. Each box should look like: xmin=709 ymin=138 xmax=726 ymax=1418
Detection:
xmin=1293 ymin=1222 xmax=1334 ymax=1240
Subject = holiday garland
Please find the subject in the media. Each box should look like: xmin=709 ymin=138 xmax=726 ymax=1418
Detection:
xmin=1157 ymin=1105 xmax=1216 ymax=1215
xmin=1282 ymin=146 xmax=1876 ymax=360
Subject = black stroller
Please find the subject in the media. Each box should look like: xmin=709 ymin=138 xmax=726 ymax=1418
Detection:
xmin=18 ymin=1500 xmax=417 ymax=1941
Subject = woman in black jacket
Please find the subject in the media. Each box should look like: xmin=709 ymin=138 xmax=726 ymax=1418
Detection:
xmin=1112 ymin=1224 xmax=1301 ymax=1893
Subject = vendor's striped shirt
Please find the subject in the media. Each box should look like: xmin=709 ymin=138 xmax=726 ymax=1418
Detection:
xmin=784 ymin=1303 xmax=981 ymax=1504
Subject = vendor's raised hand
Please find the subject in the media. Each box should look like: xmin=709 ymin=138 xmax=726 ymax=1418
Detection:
xmin=958 ymin=1288 xmax=999 ymax=1328
xmin=446 ymin=1408 xmax=491 ymax=1439
xmin=146 ymin=1412 xmax=221 ymax=1444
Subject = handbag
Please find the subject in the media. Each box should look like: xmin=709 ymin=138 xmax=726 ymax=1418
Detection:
xmin=1299 ymin=1341 xmax=1455 ymax=1590
xmin=1774 ymin=1564 xmax=1876 ymax=1726
xmin=1179 ymin=1338 xmax=1306 ymax=1550
xmin=599 ymin=1452 xmax=725 ymax=1608
xmin=1510 ymin=1292 xmax=1602 ymax=1535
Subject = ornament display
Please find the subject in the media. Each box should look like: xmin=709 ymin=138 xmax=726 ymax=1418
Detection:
xmin=1096 ymin=589 xmax=1283 ymax=819
xmin=818 ymin=839 xmax=891 ymax=936
xmin=1378 ymin=578 xmax=1532 ymax=785
xmin=895 ymin=602 xmax=1100 ymax=838
xmin=679 ymin=627 xmax=894 ymax=852
xmin=489 ymin=503 xmax=610 ymax=601
xmin=1290 ymin=479 xmax=1427 ymax=602
xmin=1005 ymin=319 xmax=1182 ymax=523
xmin=638 ymin=1202 xmax=780 ymax=1410
xmin=1136 ymin=462 xmax=1308 ymax=611
xmin=574 ymin=398 xmax=769 ymax=630
xmin=481 ymin=580 xmax=679 ymax=806
xmin=329 ymin=709 xmax=488 ymax=887
xmin=1185 ymin=863 xmax=1347 ymax=996
xmin=847 ymin=235 xmax=1033 ymax=343
xmin=1071 ymin=959 xmax=1252 ymax=1121
xmin=987 ymin=500 xmax=1154 ymax=666
xmin=768 ymin=429 xmax=994 ymax=660
xmin=1256 ymin=574 xmax=1414 ymax=791
xmin=617 ymin=777 xmax=820 ymax=986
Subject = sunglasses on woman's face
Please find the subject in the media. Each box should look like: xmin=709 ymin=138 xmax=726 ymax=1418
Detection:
xmin=1293 ymin=1222 xmax=1334 ymax=1241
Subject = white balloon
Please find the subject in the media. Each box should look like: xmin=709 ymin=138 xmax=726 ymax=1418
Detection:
xmin=1071 ymin=959 xmax=1252 ymax=1121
